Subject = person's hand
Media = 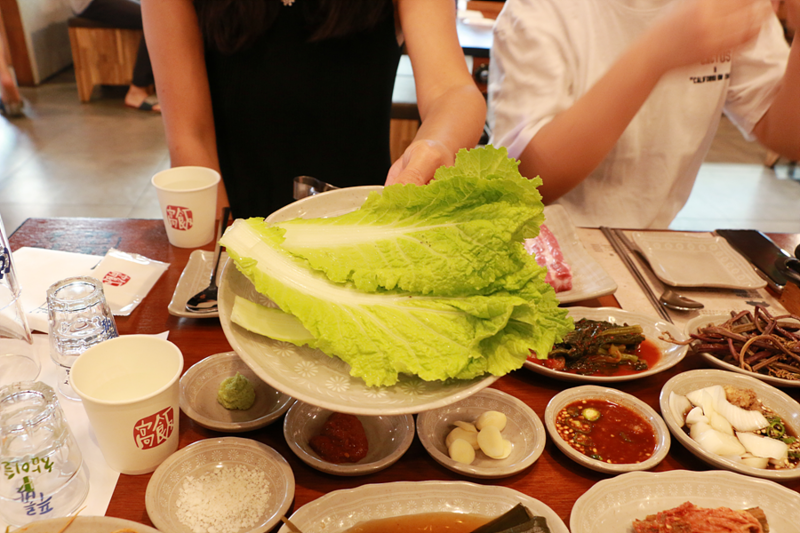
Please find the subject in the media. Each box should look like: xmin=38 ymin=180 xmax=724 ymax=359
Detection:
xmin=784 ymin=0 xmax=800 ymax=31
xmin=646 ymin=0 xmax=773 ymax=72
xmin=385 ymin=139 xmax=455 ymax=186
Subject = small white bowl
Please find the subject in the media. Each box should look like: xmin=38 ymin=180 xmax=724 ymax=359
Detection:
xmin=180 ymin=352 xmax=295 ymax=432
xmin=544 ymin=385 xmax=670 ymax=474
xmin=283 ymin=401 xmax=414 ymax=476
xmin=660 ymin=368 xmax=800 ymax=481
xmin=416 ymin=388 xmax=545 ymax=479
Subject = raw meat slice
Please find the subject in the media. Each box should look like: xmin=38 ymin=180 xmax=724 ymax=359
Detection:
xmin=524 ymin=224 xmax=573 ymax=292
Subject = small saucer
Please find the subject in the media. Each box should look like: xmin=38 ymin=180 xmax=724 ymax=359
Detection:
xmin=180 ymin=351 xmax=294 ymax=433
xmin=283 ymin=401 xmax=414 ymax=476
xmin=416 ymin=388 xmax=545 ymax=479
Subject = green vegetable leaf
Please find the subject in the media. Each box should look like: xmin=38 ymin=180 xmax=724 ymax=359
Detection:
xmin=270 ymin=145 xmax=546 ymax=295
xmin=219 ymin=146 xmax=573 ymax=387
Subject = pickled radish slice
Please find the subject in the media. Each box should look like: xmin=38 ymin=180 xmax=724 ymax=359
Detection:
xmin=448 ymin=438 xmax=476 ymax=464
xmin=476 ymin=410 xmax=507 ymax=431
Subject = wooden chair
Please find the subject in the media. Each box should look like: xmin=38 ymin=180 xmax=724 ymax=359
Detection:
xmin=67 ymin=18 xmax=142 ymax=103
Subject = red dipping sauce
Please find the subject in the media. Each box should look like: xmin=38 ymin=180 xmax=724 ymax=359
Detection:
xmin=555 ymin=399 xmax=656 ymax=464
xmin=309 ymin=412 xmax=369 ymax=463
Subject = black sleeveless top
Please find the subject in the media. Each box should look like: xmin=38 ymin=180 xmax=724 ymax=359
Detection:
xmin=205 ymin=2 xmax=402 ymax=218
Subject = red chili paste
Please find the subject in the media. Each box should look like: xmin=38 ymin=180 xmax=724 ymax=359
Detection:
xmin=556 ymin=399 xmax=656 ymax=464
xmin=309 ymin=412 xmax=369 ymax=463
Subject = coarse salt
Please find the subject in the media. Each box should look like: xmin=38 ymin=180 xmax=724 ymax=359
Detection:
xmin=176 ymin=464 xmax=271 ymax=533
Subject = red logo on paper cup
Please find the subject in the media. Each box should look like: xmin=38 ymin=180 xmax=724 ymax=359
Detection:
xmin=102 ymin=271 xmax=131 ymax=287
xmin=166 ymin=205 xmax=193 ymax=231
xmin=133 ymin=406 xmax=175 ymax=450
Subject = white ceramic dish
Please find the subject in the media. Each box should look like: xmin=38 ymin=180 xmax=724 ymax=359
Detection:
xmin=179 ymin=351 xmax=295 ymax=433
xmin=168 ymin=250 xmax=228 ymax=318
xmin=218 ymin=186 xmax=500 ymax=415
xmin=416 ymin=388 xmax=545 ymax=479
xmin=145 ymin=437 xmax=294 ymax=533
xmin=660 ymin=368 xmax=800 ymax=481
xmin=630 ymin=231 xmax=765 ymax=289
xmin=524 ymin=307 xmax=689 ymax=382
xmin=543 ymin=205 xmax=617 ymax=303
xmin=685 ymin=313 xmax=800 ymax=388
xmin=278 ymin=480 xmax=569 ymax=533
xmin=570 ymin=469 xmax=800 ymax=533
xmin=10 ymin=516 xmax=161 ymax=533
xmin=283 ymin=401 xmax=414 ymax=476
xmin=544 ymin=385 xmax=670 ymax=474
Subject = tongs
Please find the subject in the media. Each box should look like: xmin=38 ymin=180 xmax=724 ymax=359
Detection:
xmin=293 ymin=176 xmax=339 ymax=200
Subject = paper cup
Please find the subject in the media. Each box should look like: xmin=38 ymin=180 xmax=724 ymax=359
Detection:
xmin=70 ymin=335 xmax=184 ymax=475
xmin=152 ymin=167 xmax=220 ymax=248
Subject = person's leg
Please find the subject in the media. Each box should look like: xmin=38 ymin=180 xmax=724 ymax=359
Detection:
xmin=77 ymin=0 xmax=159 ymax=111
xmin=0 ymin=38 xmax=22 ymax=117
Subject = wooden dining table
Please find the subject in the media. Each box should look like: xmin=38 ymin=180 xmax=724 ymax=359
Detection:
xmin=9 ymin=217 xmax=800 ymax=531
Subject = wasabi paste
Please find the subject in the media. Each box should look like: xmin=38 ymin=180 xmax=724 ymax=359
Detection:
xmin=217 ymin=372 xmax=255 ymax=410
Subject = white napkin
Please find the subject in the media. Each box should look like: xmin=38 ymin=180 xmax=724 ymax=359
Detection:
xmin=86 ymin=249 xmax=169 ymax=316
xmin=13 ymin=247 xmax=169 ymax=332
xmin=14 ymin=248 xmax=102 ymax=333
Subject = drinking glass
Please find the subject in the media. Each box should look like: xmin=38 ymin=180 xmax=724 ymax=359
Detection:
xmin=0 ymin=214 xmax=39 ymax=385
xmin=46 ymin=276 xmax=118 ymax=400
xmin=0 ymin=381 xmax=89 ymax=526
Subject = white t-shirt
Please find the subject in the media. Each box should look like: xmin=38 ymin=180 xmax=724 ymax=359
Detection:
xmin=70 ymin=0 xmax=94 ymax=15
xmin=488 ymin=0 xmax=790 ymax=228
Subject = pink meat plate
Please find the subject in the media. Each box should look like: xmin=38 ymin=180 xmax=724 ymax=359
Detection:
xmin=524 ymin=224 xmax=573 ymax=292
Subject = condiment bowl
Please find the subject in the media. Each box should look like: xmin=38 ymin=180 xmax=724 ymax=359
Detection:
xmin=416 ymin=388 xmax=545 ymax=479
xmin=544 ymin=385 xmax=670 ymax=474
xmin=283 ymin=400 xmax=414 ymax=476
xmin=145 ymin=437 xmax=294 ymax=533
xmin=660 ymin=369 xmax=800 ymax=481
xmin=179 ymin=351 xmax=295 ymax=432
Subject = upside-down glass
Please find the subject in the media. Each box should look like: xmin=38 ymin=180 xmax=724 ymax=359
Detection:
xmin=46 ymin=277 xmax=118 ymax=400
xmin=0 ymin=214 xmax=39 ymax=385
xmin=0 ymin=381 xmax=89 ymax=526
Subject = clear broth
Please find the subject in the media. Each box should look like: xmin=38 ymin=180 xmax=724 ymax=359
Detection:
xmin=342 ymin=512 xmax=491 ymax=533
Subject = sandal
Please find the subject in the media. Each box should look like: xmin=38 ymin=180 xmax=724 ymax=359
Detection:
xmin=125 ymin=94 xmax=160 ymax=113
xmin=0 ymin=99 xmax=24 ymax=118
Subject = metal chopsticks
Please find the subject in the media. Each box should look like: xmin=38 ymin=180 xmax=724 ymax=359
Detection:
xmin=600 ymin=226 xmax=673 ymax=324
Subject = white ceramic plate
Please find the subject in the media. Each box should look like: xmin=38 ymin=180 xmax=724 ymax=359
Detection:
xmin=630 ymin=232 xmax=765 ymax=289
xmin=168 ymin=250 xmax=228 ymax=318
xmin=524 ymin=307 xmax=689 ymax=382
xmin=10 ymin=516 xmax=160 ymax=533
xmin=145 ymin=437 xmax=294 ymax=533
xmin=685 ymin=313 xmax=800 ymax=388
xmin=218 ymin=186 xmax=499 ymax=415
xmin=283 ymin=401 xmax=414 ymax=476
xmin=570 ymin=469 xmax=800 ymax=533
xmin=660 ymin=368 xmax=800 ymax=481
xmin=179 ymin=351 xmax=295 ymax=433
xmin=543 ymin=205 xmax=617 ymax=303
xmin=544 ymin=385 xmax=670 ymax=474
xmin=278 ymin=480 xmax=569 ymax=533
xmin=416 ymin=388 xmax=546 ymax=479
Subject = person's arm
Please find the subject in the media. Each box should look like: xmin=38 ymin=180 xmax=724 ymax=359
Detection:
xmin=141 ymin=0 xmax=229 ymax=212
xmin=516 ymin=0 xmax=771 ymax=204
xmin=385 ymin=0 xmax=487 ymax=186
xmin=752 ymin=0 xmax=800 ymax=159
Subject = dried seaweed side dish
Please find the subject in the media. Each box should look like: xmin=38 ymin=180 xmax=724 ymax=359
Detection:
xmin=682 ymin=306 xmax=800 ymax=381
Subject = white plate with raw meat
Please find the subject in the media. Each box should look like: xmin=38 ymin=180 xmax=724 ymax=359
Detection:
xmin=570 ymin=469 xmax=800 ymax=533
xmin=531 ymin=205 xmax=617 ymax=304
xmin=524 ymin=307 xmax=688 ymax=382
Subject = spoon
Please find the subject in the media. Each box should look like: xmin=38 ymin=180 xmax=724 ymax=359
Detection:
xmin=185 ymin=207 xmax=231 ymax=313
xmin=659 ymin=288 xmax=704 ymax=312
